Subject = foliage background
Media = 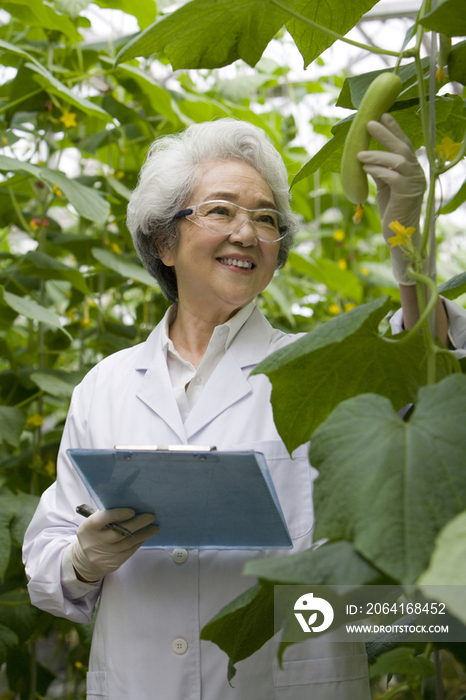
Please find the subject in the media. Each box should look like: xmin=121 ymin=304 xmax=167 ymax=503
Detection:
xmin=0 ymin=0 xmax=465 ymax=697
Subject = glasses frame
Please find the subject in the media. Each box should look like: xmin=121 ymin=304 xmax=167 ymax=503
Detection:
xmin=174 ymin=199 xmax=291 ymax=243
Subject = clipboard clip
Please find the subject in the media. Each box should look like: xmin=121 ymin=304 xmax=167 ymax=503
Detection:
xmin=114 ymin=444 xmax=217 ymax=451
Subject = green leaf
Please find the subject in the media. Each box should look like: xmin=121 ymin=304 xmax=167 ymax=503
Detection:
xmin=0 ymin=589 xmax=39 ymax=645
xmin=30 ymin=371 xmax=76 ymax=398
xmin=25 ymin=62 xmax=112 ymax=122
xmin=336 ymin=61 xmax=428 ymax=110
xmin=0 ymin=406 xmax=24 ymax=448
xmin=2 ymin=0 xmax=82 ymax=42
xmin=201 ymin=582 xmax=274 ymax=682
xmin=285 ymin=0 xmax=381 ymax=69
xmin=0 ymin=490 xmax=16 ymax=582
xmin=20 ymin=251 xmax=90 ymax=295
xmin=113 ymin=63 xmax=185 ymax=126
xmin=251 ymin=297 xmax=448 ymax=453
xmin=291 ymin=126 xmax=348 ymax=185
xmin=40 ymin=169 xmax=110 ymax=225
xmin=420 ymin=0 xmax=466 ymax=37
xmin=439 ymin=178 xmax=466 ymax=215
xmin=10 ymin=492 xmax=40 ymax=546
xmin=447 ymin=39 xmax=466 ymax=84
xmin=438 ymin=272 xmax=466 ymax=300
xmin=95 ymin=0 xmax=157 ymax=30
xmin=91 ymin=248 xmax=157 ymax=286
xmin=53 ymin=0 xmax=93 ymax=19
xmin=288 ymin=251 xmax=363 ymax=302
xmin=0 ymin=623 xmax=19 ymax=665
xmin=115 ymin=0 xmax=287 ymax=69
xmin=311 ymin=374 xmax=466 ymax=583
xmin=0 ymin=156 xmax=111 ymax=225
xmin=105 ymin=175 xmax=132 ymax=201
xmin=243 ymin=540 xmax=383 ymax=585
xmin=1 ymin=287 xmax=71 ymax=338
xmin=369 ymin=647 xmax=435 ymax=679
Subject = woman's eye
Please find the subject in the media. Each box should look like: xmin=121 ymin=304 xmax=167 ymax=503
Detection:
xmin=256 ymin=213 xmax=277 ymax=227
xmin=205 ymin=205 xmax=232 ymax=217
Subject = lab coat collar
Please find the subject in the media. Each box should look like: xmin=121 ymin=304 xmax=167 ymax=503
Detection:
xmin=183 ymin=307 xmax=275 ymax=440
xmin=134 ymin=306 xmax=275 ymax=442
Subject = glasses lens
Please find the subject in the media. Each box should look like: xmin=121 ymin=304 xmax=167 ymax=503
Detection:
xmin=194 ymin=201 xmax=289 ymax=241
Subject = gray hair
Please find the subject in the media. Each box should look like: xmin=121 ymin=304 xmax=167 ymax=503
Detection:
xmin=126 ymin=118 xmax=299 ymax=302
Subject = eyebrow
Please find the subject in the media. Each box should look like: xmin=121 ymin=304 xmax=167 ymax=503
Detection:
xmin=205 ymin=192 xmax=277 ymax=210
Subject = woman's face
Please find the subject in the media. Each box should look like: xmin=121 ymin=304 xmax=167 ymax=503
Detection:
xmin=160 ymin=160 xmax=281 ymax=318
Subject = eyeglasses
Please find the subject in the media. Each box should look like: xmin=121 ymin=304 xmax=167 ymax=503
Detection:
xmin=174 ymin=200 xmax=291 ymax=243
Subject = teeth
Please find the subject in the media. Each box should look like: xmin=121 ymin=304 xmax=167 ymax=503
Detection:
xmin=219 ymin=258 xmax=253 ymax=269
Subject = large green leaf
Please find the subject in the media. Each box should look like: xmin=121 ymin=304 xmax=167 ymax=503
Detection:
xmin=420 ymin=0 xmax=466 ymax=37
xmin=447 ymin=39 xmax=466 ymax=84
xmin=113 ymin=63 xmax=185 ymax=126
xmin=243 ymin=540 xmax=383 ymax=585
xmin=0 ymin=589 xmax=39 ymax=645
xmin=25 ymin=62 xmax=112 ymax=122
xmin=418 ymin=511 xmax=466 ymax=625
xmin=251 ymin=296 xmax=449 ymax=453
xmin=53 ymin=0 xmax=93 ymax=19
xmin=30 ymin=371 xmax=76 ymax=399
xmin=20 ymin=251 xmax=90 ymax=295
xmin=91 ymin=248 xmax=157 ymax=286
xmin=0 ymin=156 xmax=111 ymax=224
xmin=1 ymin=287 xmax=71 ymax=338
xmin=0 ymin=407 xmax=24 ymax=448
xmin=0 ymin=623 xmax=19 ymax=666
xmin=2 ymin=0 xmax=82 ymax=42
xmin=95 ymin=0 xmax=157 ymax=29
xmin=10 ymin=492 xmax=40 ymax=546
xmin=200 ymin=582 xmax=274 ymax=683
xmin=438 ymin=272 xmax=466 ymax=300
xmin=291 ymin=125 xmax=348 ymax=185
xmin=440 ymin=178 xmax=466 ymax=215
xmin=311 ymin=374 xmax=466 ymax=583
xmin=115 ymin=0 xmax=379 ymax=70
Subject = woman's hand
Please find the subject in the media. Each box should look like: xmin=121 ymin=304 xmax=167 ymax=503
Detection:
xmin=357 ymin=113 xmax=427 ymax=285
xmin=70 ymin=508 xmax=159 ymax=582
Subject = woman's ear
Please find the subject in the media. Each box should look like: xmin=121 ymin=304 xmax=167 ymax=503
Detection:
xmin=155 ymin=241 xmax=175 ymax=267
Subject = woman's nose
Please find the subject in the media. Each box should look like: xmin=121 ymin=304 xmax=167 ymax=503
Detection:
xmin=228 ymin=217 xmax=258 ymax=245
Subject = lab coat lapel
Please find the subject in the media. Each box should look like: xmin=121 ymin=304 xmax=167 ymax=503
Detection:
xmin=135 ymin=325 xmax=187 ymax=444
xmin=183 ymin=307 xmax=274 ymax=440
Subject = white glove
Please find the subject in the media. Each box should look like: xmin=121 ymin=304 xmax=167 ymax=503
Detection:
xmin=70 ymin=508 xmax=159 ymax=582
xmin=357 ymin=113 xmax=427 ymax=285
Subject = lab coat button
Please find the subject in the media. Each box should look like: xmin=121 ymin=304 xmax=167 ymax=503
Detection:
xmin=193 ymin=376 xmax=202 ymax=385
xmin=172 ymin=638 xmax=188 ymax=655
xmin=172 ymin=548 xmax=188 ymax=564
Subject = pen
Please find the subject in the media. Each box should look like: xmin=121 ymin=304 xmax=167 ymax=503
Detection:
xmin=76 ymin=504 xmax=135 ymax=538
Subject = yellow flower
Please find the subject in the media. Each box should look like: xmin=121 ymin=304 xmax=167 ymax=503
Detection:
xmin=353 ymin=204 xmax=364 ymax=224
xmin=333 ymin=229 xmax=345 ymax=241
xmin=111 ymin=242 xmax=122 ymax=255
xmin=436 ymin=66 xmax=446 ymax=83
xmin=30 ymin=219 xmax=39 ymax=230
xmin=387 ymin=220 xmax=416 ymax=248
xmin=337 ymin=259 xmax=347 ymax=270
xmin=60 ymin=109 xmax=77 ymax=128
xmin=344 ymin=302 xmax=356 ymax=312
xmin=75 ymin=661 xmax=84 ymax=670
xmin=360 ymin=267 xmax=370 ymax=276
xmin=116 ymin=171 xmax=125 ymax=179
xmin=53 ymin=184 xmax=62 ymax=197
xmin=1 ymin=136 xmax=8 ymax=147
xmin=44 ymin=460 xmax=55 ymax=477
xmin=436 ymin=136 xmax=462 ymax=163
xmin=27 ymin=413 xmax=43 ymax=427
xmin=328 ymin=304 xmax=340 ymax=315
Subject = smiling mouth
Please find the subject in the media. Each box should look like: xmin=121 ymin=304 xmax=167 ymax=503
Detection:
xmin=217 ymin=257 xmax=255 ymax=269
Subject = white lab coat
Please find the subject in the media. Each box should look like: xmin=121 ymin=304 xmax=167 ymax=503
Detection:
xmin=23 ymin=306 xmax=371 ymax=700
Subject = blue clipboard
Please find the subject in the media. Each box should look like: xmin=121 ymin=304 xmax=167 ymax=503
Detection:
xmin=67 ymin=447 xmax=292 ymax=549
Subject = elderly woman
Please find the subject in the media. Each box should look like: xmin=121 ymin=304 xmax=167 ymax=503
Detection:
xmin=23 ymin=116 xmax=466 ymax=700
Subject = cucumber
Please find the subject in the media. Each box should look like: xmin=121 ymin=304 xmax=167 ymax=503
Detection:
xmin=340 ymin=72 xmax=403 ymax=205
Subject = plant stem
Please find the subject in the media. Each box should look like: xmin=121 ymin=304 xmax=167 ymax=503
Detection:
xmin=0 ymin=88 xmax=43 ymax=115
xmin=408 ymin=271 xmax=438 ymax=383
xmin=269 ymin=0 xmax=407 ymax=58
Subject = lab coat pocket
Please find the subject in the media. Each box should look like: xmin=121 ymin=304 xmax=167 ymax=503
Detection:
xmin=233 ymin=440 xmax=316 ymax=541
xmin=273 ymin=653 xmax=370 ymax=700
xmin=86 ymin=671 xmax=107 ymax=698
